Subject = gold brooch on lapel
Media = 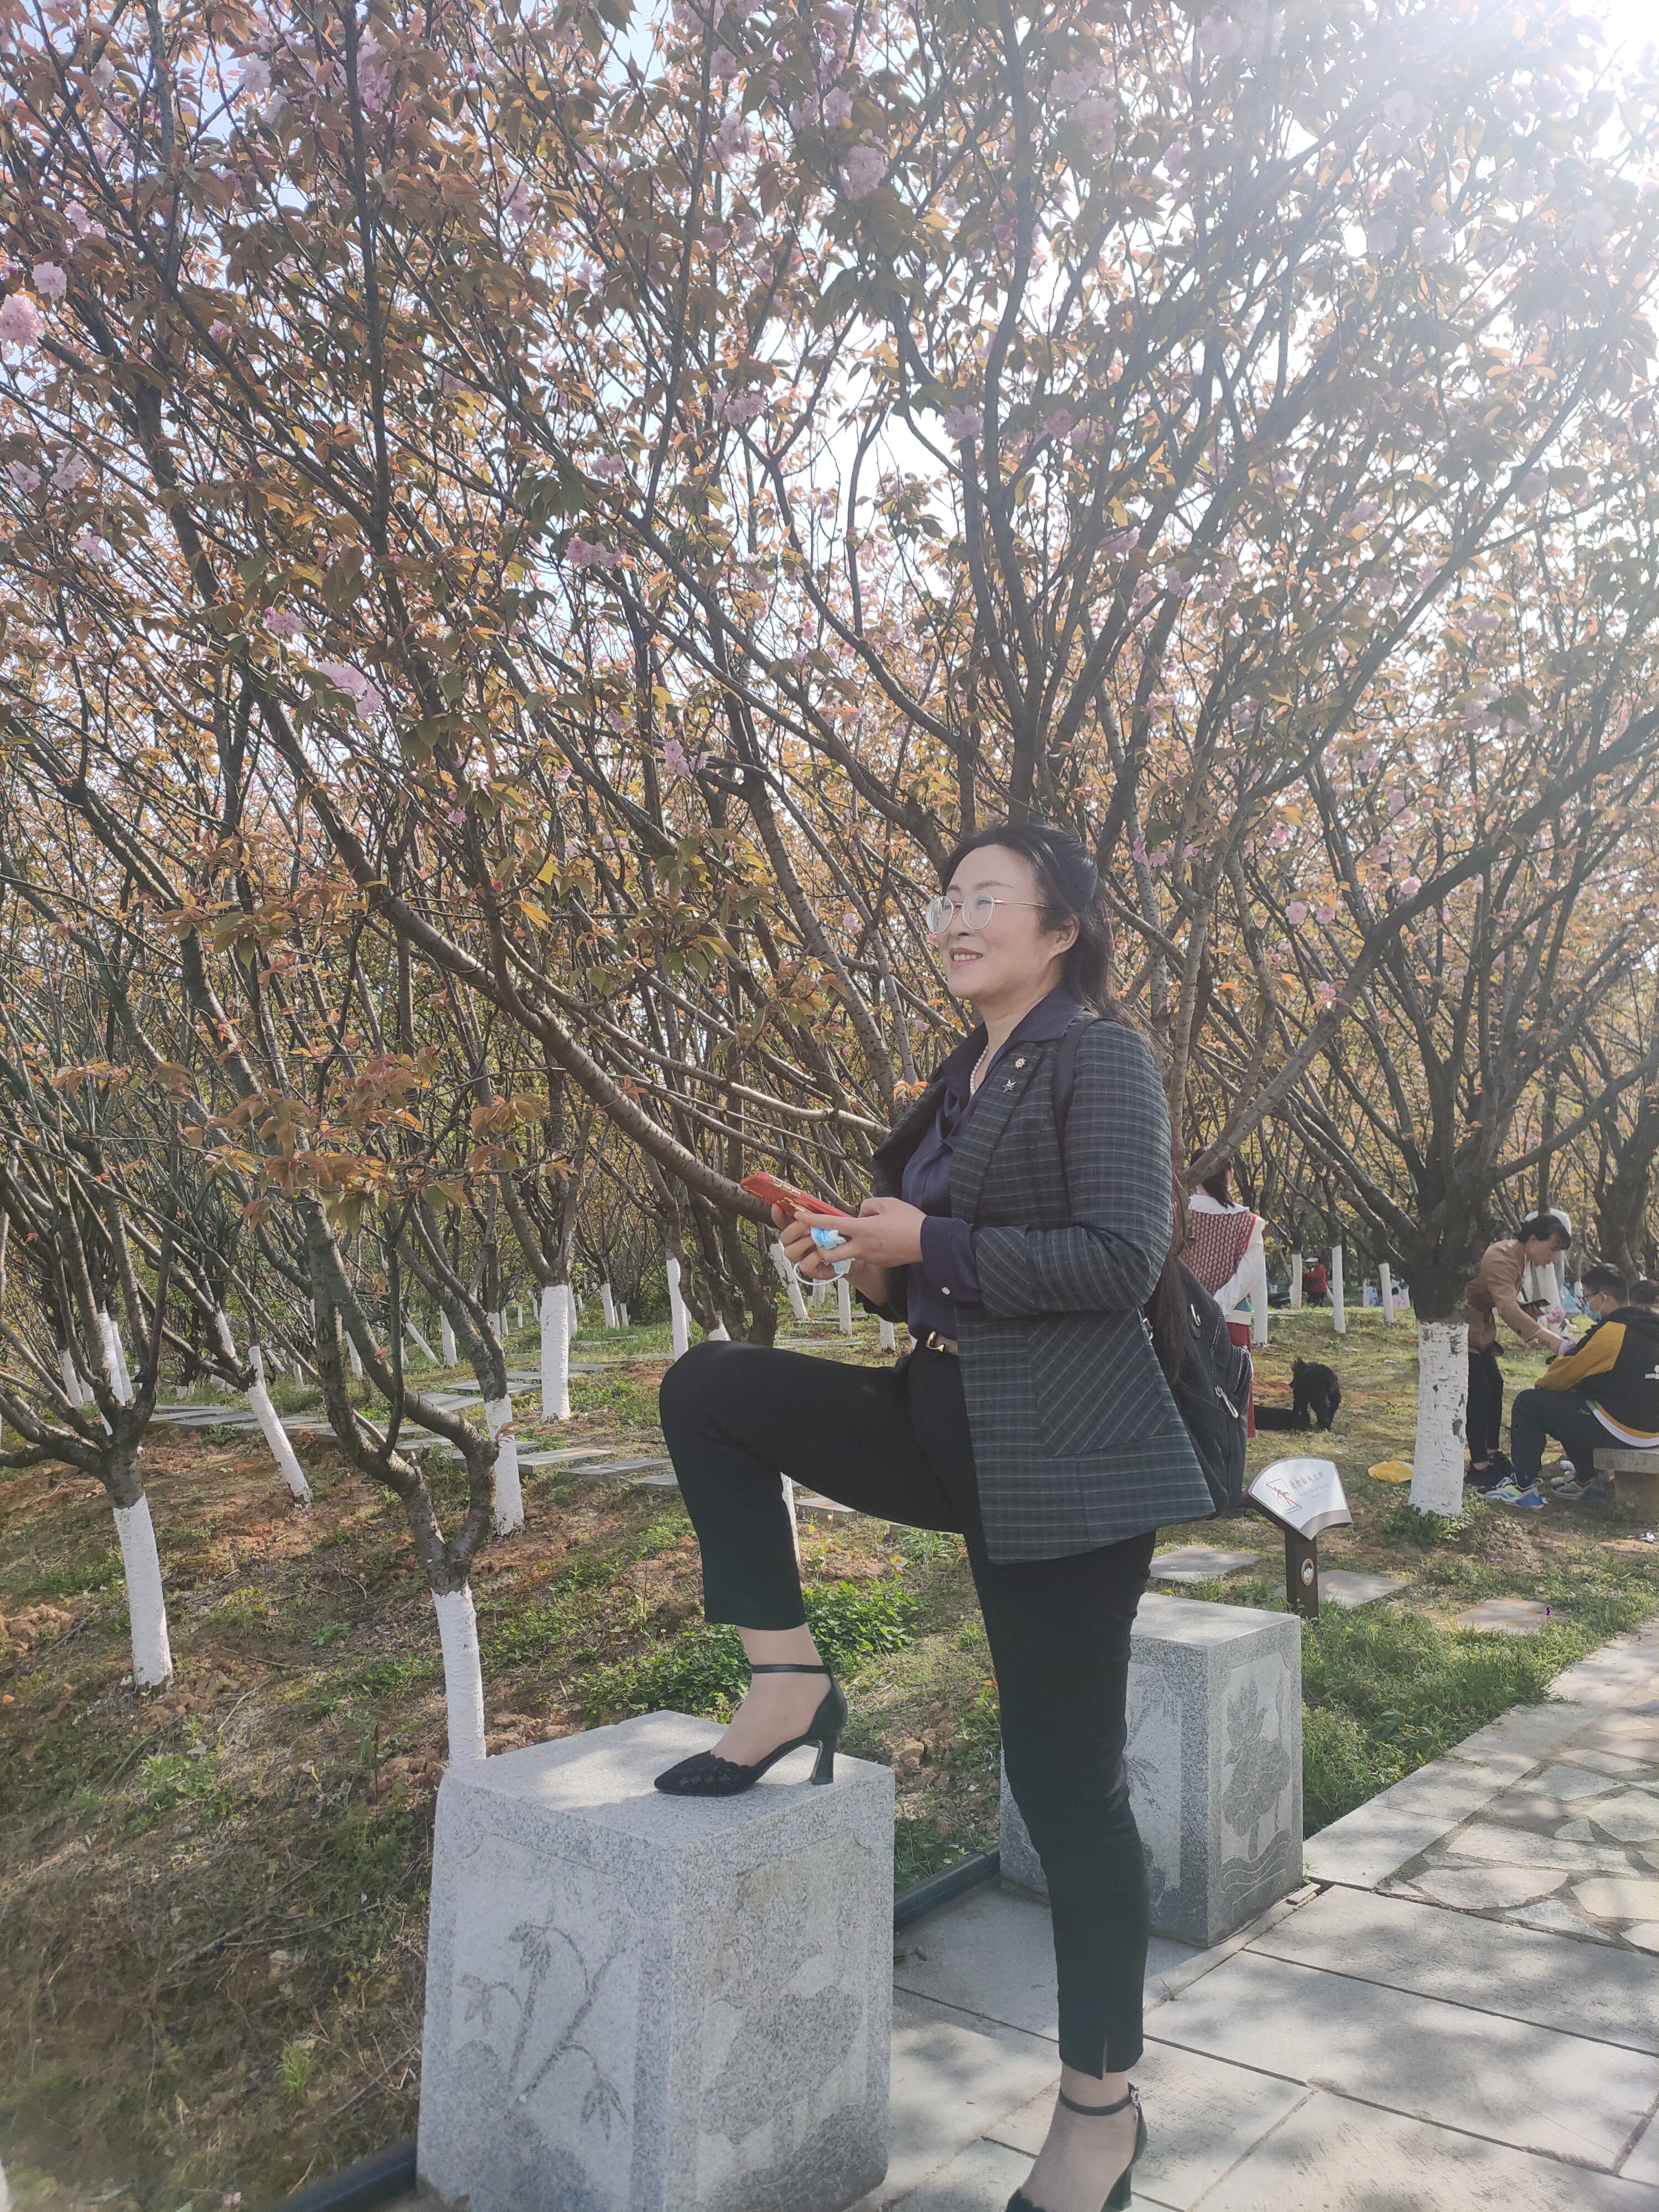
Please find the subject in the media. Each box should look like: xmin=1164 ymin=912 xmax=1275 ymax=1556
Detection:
xmin=1014 ymin=1057 xmax=1027 ymax=1068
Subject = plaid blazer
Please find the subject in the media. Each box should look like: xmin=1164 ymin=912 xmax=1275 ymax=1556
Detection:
xmin=873 ymin=1018 xmax=1213 ymax=1564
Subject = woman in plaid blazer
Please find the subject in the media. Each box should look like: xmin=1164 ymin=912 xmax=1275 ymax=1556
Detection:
xmin=655 ymin=825 xmax=1212 ymax=2212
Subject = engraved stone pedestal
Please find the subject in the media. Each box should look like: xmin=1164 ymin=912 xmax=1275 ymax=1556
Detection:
xmin=1000 ymin=1592 xmax=1302 ymax=1947
xmin=418 ymin=1713 xmax=894 ymax=2212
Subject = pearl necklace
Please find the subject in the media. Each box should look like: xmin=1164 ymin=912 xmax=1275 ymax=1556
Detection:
xmin=969 ymin=1042 xmax=994 ymax=1094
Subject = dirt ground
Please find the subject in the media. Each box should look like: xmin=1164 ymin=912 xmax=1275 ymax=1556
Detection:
xmin=1 ymin=1309 xmax=1653 ymax=2209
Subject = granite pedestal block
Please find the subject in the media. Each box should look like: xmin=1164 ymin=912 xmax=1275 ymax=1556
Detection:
xmin=1000 ymin=1592 xmax=1302 ymax=1947
xmin=418 ymin=1713 xmax=894 ymax=2212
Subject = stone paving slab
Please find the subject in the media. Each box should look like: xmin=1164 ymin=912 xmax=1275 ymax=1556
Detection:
xmin=1147 ymin=1546 xmax=1259 ymax=1583
xmin=1316 ymin=1568 xmax=1410 ymax=1608
xmin=1455 ymin=1597 xmax=1552 ymax=1632
xmin=1147 ymin=1948 xmax=1658 ymax=2168
xmin=1184 ymin=2089 xmax=1658 ymax=2212
xmin=1247 ymin=1885 xmax=1657 ymax=2051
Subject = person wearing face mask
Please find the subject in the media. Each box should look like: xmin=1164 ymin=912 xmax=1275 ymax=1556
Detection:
xmin=654 ymin=822 xmax=1212 ymax=2212
xmin=1520 ymin=1264 xmax=1659 ymax=1504
xmin=1464 ymin=1211 xmax=1574 ymax=1501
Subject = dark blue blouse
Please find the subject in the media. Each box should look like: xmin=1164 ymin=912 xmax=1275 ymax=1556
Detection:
xmin=900 ymin=988 xmax=1082 ymax=1339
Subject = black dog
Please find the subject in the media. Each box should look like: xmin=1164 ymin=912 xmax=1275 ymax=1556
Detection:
xmin=1255 ymin=1359 xmax=1342 ymax=1432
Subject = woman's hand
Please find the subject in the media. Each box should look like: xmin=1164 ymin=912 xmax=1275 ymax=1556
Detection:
xmin=774 ymin=1197 xmax=928 ymax=1306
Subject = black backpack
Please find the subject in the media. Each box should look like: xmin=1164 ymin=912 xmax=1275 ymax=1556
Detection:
xmin=1052 ymin=1012 xmax=1251 ymax=1518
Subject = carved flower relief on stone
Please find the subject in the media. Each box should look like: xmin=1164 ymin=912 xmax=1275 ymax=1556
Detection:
xmin=1219 ymin=1668 xmax=1295 ymax=1864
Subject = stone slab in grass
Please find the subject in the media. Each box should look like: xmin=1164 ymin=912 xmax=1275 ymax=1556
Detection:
xmin=1318 ymin=1569 xmax=1410 ymax=1609
xmin=1147 ymin=1546 xmax=1260 ymax=1583
xmin=1454 ymin=1597 xmax=1551 ymax=1632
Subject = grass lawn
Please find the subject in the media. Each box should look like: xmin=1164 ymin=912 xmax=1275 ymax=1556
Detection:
xmin=1 ymin=1306 xmax=1653 ymax=2208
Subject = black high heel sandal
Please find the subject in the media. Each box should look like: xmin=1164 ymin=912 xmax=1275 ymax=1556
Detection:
xmin=653 ymin=1662 xmax=847 ymax=1795
xmin=1006 ymin=2083 xmax=1146 ymax=2212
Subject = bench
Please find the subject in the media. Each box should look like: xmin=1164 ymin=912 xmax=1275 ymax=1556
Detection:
xmin=1593 ymin=1448 xmax=1659 ymax=1519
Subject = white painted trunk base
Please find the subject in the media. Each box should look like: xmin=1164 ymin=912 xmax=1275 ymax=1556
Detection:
xmin=1249 ymin=1238 xmax=1269 ymax=1347
xmin=114 ymin=1495 xmax=173 ymax=1687
xmin=59 ymin=1348 xmax=87 ymax=1407
xmin=879 ymin=1318 xmax=896 ymax=1352
xmin=667 ymin=1254 xmax=690 ymax=1359
xmin=347 ymin=1334 xmax=364 ymax=1380
xmin=440 ymin=1314 xmax=457 ymax=1366
xmin=486 ymin=1395 xmax=523 ymax=1535
xmin=837 ymin=1276 xmax=853 ymax=1335
xmin=771 ymin=1240 xmax=810 ymax=1323
xmin=618 ymin=1302 xmax=629 ymax=1328
xmin=432 ymin=1587 xmax=486 ymax=1766
xmin=247 ymin=1347 xmax=312 ymax=1503
xmin=406 ymin=1319 xmax=437 ymax=1363
xmin=540 ymin=1284 xmax=571 ymax=1422
xmin=1410 ymin=1318 xmax=1469 ymax=1517
xmin=1330 ymin=1247 xmax=1347 ymax=1334
xmin=98 ymin=1308 xmax=132 ymax=1403
xmin=1380 ymin=1262 xmax=1396 ymax=1324
xmin=707 ymin=1322 xmax=730 ymax=1342
xmin=599 ymin=1282 xmax=617 ymax=1329
xmin=1290 ymin=1252 xmax=1303 ymax=1309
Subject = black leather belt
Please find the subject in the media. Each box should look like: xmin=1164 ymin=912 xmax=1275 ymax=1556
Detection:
xmin=922 ymin=1332 xmax=959 ymax=1354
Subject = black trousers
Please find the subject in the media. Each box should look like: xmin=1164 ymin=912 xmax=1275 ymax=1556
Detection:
xmin=659 ymin=1338 xmax=1156 ymax=2076
xmin=1510 ymin=1389 xmax=1612 ymax=1489
xmin=1467 ymin=1346 xmax=1505 ymax=1463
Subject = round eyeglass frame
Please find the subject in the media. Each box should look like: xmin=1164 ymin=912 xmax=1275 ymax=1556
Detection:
xmin=925 ymin=893 xmax=1044 ymax=937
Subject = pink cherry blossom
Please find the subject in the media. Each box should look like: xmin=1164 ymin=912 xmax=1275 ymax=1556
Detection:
xmin=567 ymin=535 xmax=625 ymax=571
xmin=1102 ymin=526 xmax=1140 ymax=556
xmin=1267 ymin=825 xmax=1289 ymax=849
xmin=1286 ymin=901 xmax=1308 ymax=925
xmin=1398 ymin=875 xmax=1422 ymax=897
xmin=7 ymin=461 xmax=41 ymax=494
xmin=841 ymin=144 xmax=887 ymax=199
xmin=73 ymin=525 xmax=113 ymax=562
xmin=67 ymin=207 xmax=106 ymax=242
xmin=1316 ymin=902 xmax=1336 ymax=925
xmin=943 ymin=405 xmax=979 ymax=442
xmin=239 ymin=56 xmax=270 ymax=97
xmin=32 ymin=262 xmax=67 ymax=300
xmin=507 ymin=178 xmax=533 ymax=222
xmin=1316 ymin=981 xmax=1337 ymax=1007
xmin=0 ymin=293 xmax=43 ymax=348
xmin=267 ymin=609 xmax=303 ymax=639
xmin=210 ymin=320 xmax=233 ymax=342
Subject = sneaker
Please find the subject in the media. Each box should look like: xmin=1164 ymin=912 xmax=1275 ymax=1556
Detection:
xmin=1553 ymin=1479 xmax=1606 ymax=1502
xmin=1488 ymin=1480 xmax=1546 ymax=1509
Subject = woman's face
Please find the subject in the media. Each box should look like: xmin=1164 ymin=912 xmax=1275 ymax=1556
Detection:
xmin=933 ymin=847 xmax=1077 ymax=1009
xmin=1522 ymin=1234 xmax=1568 ymax=1267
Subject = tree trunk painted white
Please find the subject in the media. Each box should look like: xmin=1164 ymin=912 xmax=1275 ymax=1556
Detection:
xmin=431 ymin=1586 xmax=487 ymax=1766
xmin=1290 ymin=1252 xmax=1303 ymax=1308
xmin=771 ymin=1240 xmax=810 ymax=1323
xmin=812 ymin=1278 xmax=829 ymax=1307
xmin=540 ymin=1282 xmax=571 ymax=1421
xmin=1250 ymin=1237 xmax=1269 ymax=1347
xmin=405 ymin=1318 xmax=436 ymax=1361
xmin=618 ymin=1301 xmax=629 ymax=1327
xmin=347 ymin=1332 xmax=364 ymax=1379
xmin=98 ymin=1308 xmax=133 ymax=1402
xmin=1410 ymin=1318 xmax=1469 ymax=1517
xmin=245 ymin=1343 xmax=312 ymax=1504
xmin=667 ymin=1254 xmax=690 ymax=1359
xmin=837 ymin=1276 xmax=853 ymax=1335
xmin=879 ymin=1317 xmax=896 ymax=1352
xmin=114 ymin=1495 xmax=173 ymax=1687
xmin=486 ymin=1395 xmax=524 ymax=1535
xmin=440 ymin=1313 xmax=457 ymax=1366
xmin=1380 ymin=1262 xmax=1396 ymax=1324
xmin=1330 ymin=1246 xmax=1346 ymax=1334
xmin=567 ymin=1290 xmax=581 ymax=1343
xmin=59 ymin=1347 xmax=88 ymax=1407
xmin=599 ymin=1281 xmax=617 ymax=1328
xmin=707 ymin=1321 xmax=731 ymax=1341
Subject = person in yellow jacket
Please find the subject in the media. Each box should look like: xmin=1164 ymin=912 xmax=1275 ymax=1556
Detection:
xmin=1505 ymin=1265 xmax=1659 ymax=1506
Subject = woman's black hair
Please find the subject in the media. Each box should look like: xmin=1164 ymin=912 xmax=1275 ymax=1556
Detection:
xmin=942 ymin=821 xmax=1193 ymax=1384
xmin=1518 ymin=1211 xmax=1573 ymax=1249
xmin=941 ymin=821 xmax=1116 ymax=1012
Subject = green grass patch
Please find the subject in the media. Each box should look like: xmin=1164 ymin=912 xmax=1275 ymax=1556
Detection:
xmin=582 ymin=1577 xmax=920 ymax=1721
xmin=1300 ymin=1604 xmax=1624 ymax=1832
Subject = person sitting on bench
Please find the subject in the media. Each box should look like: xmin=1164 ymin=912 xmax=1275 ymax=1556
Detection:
xmin=1509 ymin=1265 xmax=1659 ymax=1505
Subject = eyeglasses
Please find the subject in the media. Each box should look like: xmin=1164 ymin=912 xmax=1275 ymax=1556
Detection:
xmin=925 ymin=893 xmax=1042 ymax=937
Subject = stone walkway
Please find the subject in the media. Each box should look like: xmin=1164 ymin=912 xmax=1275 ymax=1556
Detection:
xmin=382 ymin=1626 xmax=1657 ymax=2211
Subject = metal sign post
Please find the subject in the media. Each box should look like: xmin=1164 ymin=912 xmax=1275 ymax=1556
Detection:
xmin=1248 ymin=1458 xmax=1353 ymax=1622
